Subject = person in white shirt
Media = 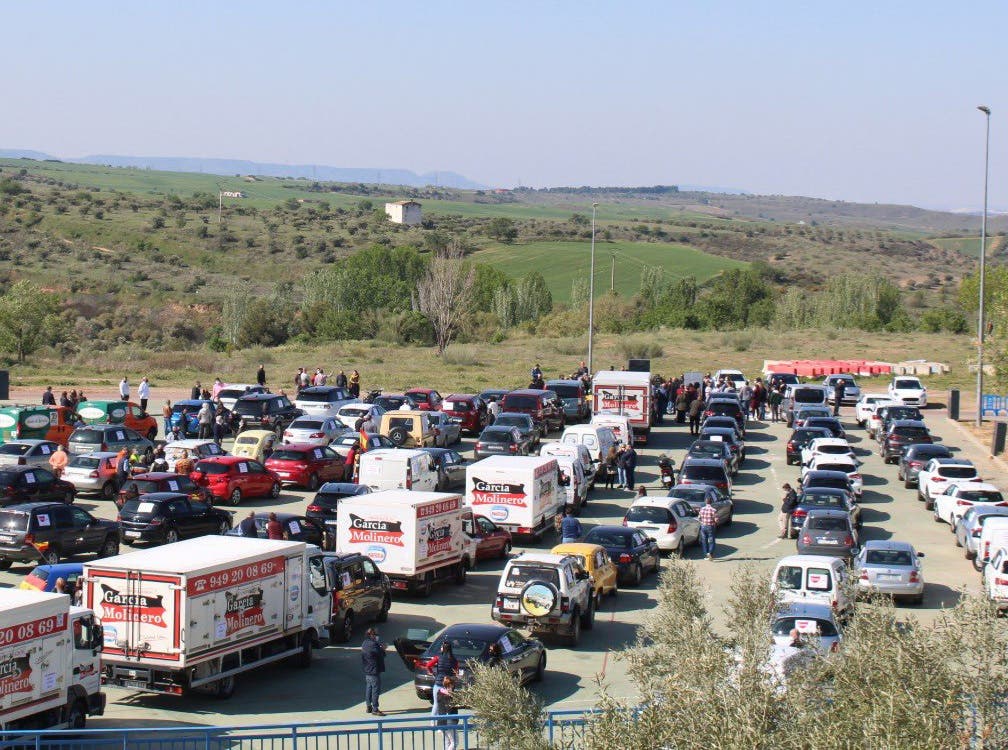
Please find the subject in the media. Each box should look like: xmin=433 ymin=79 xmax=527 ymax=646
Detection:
xmin=119 ymin=377 xmax=129 ymax=400
xmin=137 ymin=377 xmax=150 ymax=413
xmin=487 ymin=399 xmax=501 ymax=424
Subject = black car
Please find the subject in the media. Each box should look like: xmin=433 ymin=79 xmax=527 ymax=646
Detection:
xmin=417 ymin=448 xmax=468 ymax=491
xmin=801 ymin=470 xmax=855 ymax=500
xmin=696 ymin=427 xmax=745 ymax=465
xmin=474 ymin=426 xmax=529 ymax=459
xmin=897 ymin=443 xmax=953 ymax=488
xmin=232 ymin=393 xmax=302 ymax=433
xmin=118 ymin=492 xmax=233 ymax=545
xmin=317 ymin=552 xmax=391 ymax=642
xmin=876 ymin=405 xmax=925 ymax=441
xmin=0 ymin=467 xmax=76 ymax=506
xmin=880 ymin=420 xmax=932 ymax=463
xmin=678 ymin=458 xmax=732 ymax=496
xmin=0 ymin=502 xmax=119 ymax=568
xmin=306 ymin=483 xmax=372 ymax=540
xmin=493 ymin=412 xmax=541 ymax=447
xmin=583 ymin=525 xmax=661 ymax=586
xmin=803 ymin=417 xmax=845 ymax=439
xmin=785 ymin=427 xmax=833 ymax=466
xmin=372 ymin=394 xmax=418 ymax=413
xmin=684 ymin=440 xmax=736 ymax=474
xmin=395 ymin=623 xmax=546 ymax=701
xmin=789 ymin=487 xmax=860 ymax=538
xmin=226 ymin=512 xmax=325 ymax=547
xmin=702 ymin=399 xmax=746 ymax=433
xmin=667 ymin=484 xmax=733 ymax=526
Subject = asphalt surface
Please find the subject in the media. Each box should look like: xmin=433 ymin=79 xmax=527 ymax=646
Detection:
xmin=0 ymin=405 xmax=990 ymax=728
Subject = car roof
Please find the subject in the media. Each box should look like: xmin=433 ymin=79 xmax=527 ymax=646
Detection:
xmin=123 ymin=491 xmax=190 ymax=502
xmin=174 ymin=399 xmax=210 ymax=406
xmin=682 ymin=458 xmax=727 ymax=468
xmin=444 ymin=393 xmax=477 ymax=400
xmin=776 ymin=554 xmax=845 ymax=566
xmin=131 ymin=472 xmax=185 ymax=480
xmin=861 ymin=539 xmax=915 ymax=553
xmin=0 ymin=502 xmax=70 ymax=512
xmin=270 ymin=442 xmax=326 ymax=453
xmin=405 ymin=387 xmax=436 ymax=394
xmin=546 ymin=379 xmax=582 ymax=386
xmin=481 ymin=425 xmax=517 ymax=434
xmin=630 ymin=497 xmax=677 ymax=509
xmin=799 ymin=486 xmax=847 ymax=498
xmin=72 ymin=451 xmax=119 ymax=459
xmin=234 ymin=429 xmax=275 ymax=438
xmin=809 ymin=438 xmax=849 ymax=447
xmin=195 ymin=456 xmax=244 ymax=464
xmin=931 ymin=457 xmax=973 ymax=466
xmin=670 ymin=483 xmax=714 ymax=493
xmin=290 ymin=415 xmax=329 ymax=423
xmin=166 ymin=439 xmax=217 ymax=447
xmin=906 ymin=443 xmax=950 ymax=454
xmin=586 ymin=524 xmax=635 ymax=535
xmin=891 ymin=419 xmax=928 ymax=427
xmin=949 ymin=481 xmax=1000 ymax=492
xmin=0 ymin=466 xmax=48 ymax=475
xmin=507 ymin=389 xmax=547 ymax=397
xmin=28 ymin=562 xmax=83 ymax=576
xmin=496 ymin=411 xmax=532 ymax=419
xmin=551 ymin=542 xmax=606 ymax=556
xmin=317 ymin=482 xmax=370 ymax=495
xmin=804 ymin=508 xmax=850 ymax=519
xmin=238 ymin=393 xmax=282 ymax=402
xmin=2 ymin=439 xmax=54 ymax=447
xmin=804 ymin=470 xmax=851 ymax=480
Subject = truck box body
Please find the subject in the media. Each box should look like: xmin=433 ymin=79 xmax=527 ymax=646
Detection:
xmin=336 ymin=491 xmax=465 ymax=584
xmin=464 ymin=456 xmax=561 ymax=536
xmin=83 ymin=537 xmax=312 ymax=671
xmin=591 ymin=370 xmax=651 ymax=442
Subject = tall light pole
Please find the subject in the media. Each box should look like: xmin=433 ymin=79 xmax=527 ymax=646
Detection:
xmin=587 ymin=202 xmax=598 ymax=375
xmin=976 ymin=105 xmax=991 ymax=427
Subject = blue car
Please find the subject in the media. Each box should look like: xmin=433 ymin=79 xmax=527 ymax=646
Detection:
xmin=169 ymin=400 xmax=231 ymax=437
xmin=20 ymin=563 xmax=84 ymax=593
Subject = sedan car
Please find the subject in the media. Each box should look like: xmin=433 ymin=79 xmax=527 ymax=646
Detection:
xmin=897 ymin=443 xmax=953 ymax=489
xmin=396 ymin=623 xmax=546 ymax=702
xmin=667 ymin=483 xmax=734 ymax=526
xmin=417 ymin=448 xmax=467 ymax=491
xmin=282 ymin=416 xmax=343 ymax=446
xmin=0 ymin=467 xmax=76 ymax=506
xmin=118 ymin=492 xmax=233 ymax=545
xmin=265 ymin=444 xmax=345 ymax=490
xmin=582 ymin=525 xmax=661 ymax=586
xmin=917 ymin=458 xmax=979 ymax=508
xmin=955 ymin=505 xmax=1008 ymax=561
xmin=790 ymin=487 xmax=860 ymax=537
xmin=189 ymin=456 xmax=282 ymax=505
xmin=0 ymin=440 xmax=62 ymax=469
xmin=933 ymin=482 xmax=1006 ymax=527
xmin=796 ymin=509 xmax=858 ymax=559
xmin=684 ymin=440 xmax=736 ymax=475
xmin=474 ymin=426 xmax=529 ymax=460
xmin=428 ymin=411 xmax=462 ymax=447
xmin=492 ymin=412 xmax=541 ymax=448
xmin=226 ymin=512 xmax=325 ymax=547
xmin=801 ymin=456 xmax=862 ymax=498
xmin=785 ymin=427 xmax=833 ymax=466
xmin=67 ymin=425 xmax=153 ymax=459
xmin=61 ymin=451 xmax=119 ymax=500
xmin=464 ymin=511 xmax=513 ymax=562
xmin=852 ymin=540 xmax=925 ymax=604
xmin=622 ymin=498 xmax=700 ymax=558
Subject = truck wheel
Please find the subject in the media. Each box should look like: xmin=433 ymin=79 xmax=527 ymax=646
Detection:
xmin=214 ymin=674 xmax=236 ymax=700
xmin=100 ymin=536 xmax=119 ymax=558
xmin=418 ymin=572 xmax=434 ymax=598
xmin=375 ymin=595 xmax=390 ymax=623
xmin=229 ymin=488 xmax=242 ymax=506
xmin=297 ymin=636 xmax=313 ymax=668
xmin=567 ymin=610 xmax=581 ymax=647
xmin=66 ymin=698 xmax=87 ymax=729
xmin=581 ymin=598 xmax=594 ymax=631
xmin=333 ymin=612 xmax=354 ymax=643
xmin=101 ymin=482 xmax=115 ymax=501
xmin=454 ymin=562 xmax=467 ymax=585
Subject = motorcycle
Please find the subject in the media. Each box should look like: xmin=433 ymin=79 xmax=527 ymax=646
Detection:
xmin=658 ymin=454 xmax=675 ymax=487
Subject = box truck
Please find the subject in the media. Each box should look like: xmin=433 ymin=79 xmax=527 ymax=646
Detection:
xmin=336 ymin=490 xmax=467 ymax=596
xmin=0 ymin=589 xmax=105 ymax=730
xmin=82 ymin=536 xmax=329 ymax=699
xmin=357 ymin=448 xmax=439 ymax=492
xmin=464 ymin=456 xmax=561 ymax=540
xmin=592 ymin=370 xmax=652 ymax=443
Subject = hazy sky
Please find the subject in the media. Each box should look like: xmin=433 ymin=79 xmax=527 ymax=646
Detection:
xmin=3 ymin=2 xmax=1006 ymax=209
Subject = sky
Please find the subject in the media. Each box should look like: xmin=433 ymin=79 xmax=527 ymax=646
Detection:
xmin=2 ymin=1 xmax=1006 ymax=210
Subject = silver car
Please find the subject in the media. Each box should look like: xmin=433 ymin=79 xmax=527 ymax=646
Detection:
xmin=282 ymin=416 xmax=342 ymax=446
xmin=61 ymin=451 xmax=120 ymax=499
xmin=955 ymin=506 xmax=1008 ymax=561
xmin=771 ymin=601 xmax=842 ymax=654
xmin=0 ymin=440 xmax=62 ymax=469
xmin=796 ymin=509 xmax=858 ymax=559
xmin=429 ymin=411 xmax=462 ymax=447
xmin=823 ymin=374 xmax=862 ymax=406
xmin=852 ymin=540 xmax=924 ymax=604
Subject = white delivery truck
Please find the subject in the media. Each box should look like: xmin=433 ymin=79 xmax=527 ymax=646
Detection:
xmin=592 ymin=370 xmax=652 ymax=443
xmin=83 ymin=536 xmax=329 ymax=698
xmin=357 ymin=448 xmax=439 ymax=492
xmin=0 ymin=589 xmax=105 ymax=730
xmin=336 ymin=490 xmax=467 ymax=597
xmin=464 ymin=456 xmax=561 ymax=540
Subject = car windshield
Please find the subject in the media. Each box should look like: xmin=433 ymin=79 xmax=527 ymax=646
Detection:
xmin=682 ymin=466 xmax=726 ymax=482
xmin=69 ymin=430 xmax=101 ymax=443
xmin=505 ymin=565 xmax=560 ymax=588
xmin=269 ymin=449 xmax=311 ymax=461
xmin=625 ymin=506 xmax=671 ymax=524
xmin=585 ymin=530 xmax=632 ymax=548
xmin=775 ymin=566 xmax=803 ymax=590
xmin=422 ymin=634 xmax=491 ymax=660
xmin=960 ymin=490 xmax=1004 ymax=503
xmin=68 ymin=456 xmax=100 ymax=469
xmin=889 ymin=408 xmax=922 ymax=420
xmin=772 ymin=617 xmax=838 ymax=637
xmin=809 ymin=517 xmax=849 ymax=532
xmin=550 ymin=385 xmax=580 ymax=399
xmin=0 ymin=444 xmax=32 ymax=456
xmin=895 ymin=379 xmax=922 ymax=390
xmin=939 ymin=467 xmax=977 ymax=478
xmin=298 ymin=392 xmax=338 ymax=404
xmin=502 ymin=395 xmax=538 ymax=411
xmin=0 ymin=510 xmax=29 ymax=531
xmin=865 ymin=550 xmax=913 ymax=566
xmin=235 ymin=436 xmax=259 ymax=445
xmin=194 ymin=462 xmax=229 ymax=475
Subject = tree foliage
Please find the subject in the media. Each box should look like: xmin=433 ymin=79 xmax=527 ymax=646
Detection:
xmin=0 ymin=280 xmax=63 ymax=362
xmin=487 ymin=217 xmax=518 ymax=243
xmin=416 ymin=245 xmax=476 ymax=354
xmin=301 ymin=245 xmax=427 ymax=315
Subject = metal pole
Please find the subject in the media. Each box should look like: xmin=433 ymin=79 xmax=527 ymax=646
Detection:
xmin=977 ymin=105 xmax=991 ymax=427
xmin=587 ymin=203 xmax=598 ymax=374
xmin=218 ymin=191 xmax=223 ymax=224
xmin=611 ymin=253 xmax=615 ymax=292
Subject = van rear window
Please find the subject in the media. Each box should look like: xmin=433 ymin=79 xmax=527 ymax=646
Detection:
xmin=793 ymin=388 xmax=825 ymax=404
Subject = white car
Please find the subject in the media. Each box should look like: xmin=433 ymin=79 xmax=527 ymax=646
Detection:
xmin=333 ymin=402 xmax=374 ymax=429
xmin=216 ymin=384 xmax=268 ymax=412
xmin=282 ymin=416 xmax=342 ymax=446
xmin=0 ymin=440 xmax=62 ymax=469
xmin=800 ymin=437 xmax=857 ymax=468
xmin=622 ymin=497 xmax=700 ymax=557
xmin=983 ymin=546 xmax=1008 ymax=611
xmin=714 ymin=369 xmax=747 ymax=390
xmin=822 ymin=374 xmax=861 ymax=406
xmin=917 ymin=457 xmax=979 ymax=507
xmin=888 ymin=376 xmax=927 ymax=408
xmin=866 ymin=399 xmax=898 ymax=438
xmin=933 ymin=481 xmax=1005 ymax=527
xmin=855 ymin=394 xmax=893 ymax=428
xmin=163 ymin=439 xmax=227 ymax=464
xmin=801 ymin=455 xmax=863 ymax=498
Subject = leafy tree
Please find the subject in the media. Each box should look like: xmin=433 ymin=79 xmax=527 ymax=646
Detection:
xmin=487 ymin=217 xmax=518 ymax=243
xmin=514 ymin=271 xmax=552 ymax=323
xmin=471 ymin=264 xmax=511 ymax=312
xmin=570 ymin=276 xmax=590 ymax=307
xmin=416 ymin=245 xmax=477 ymax=354
xmin=0 ymin=280 xmax=63 ymax=362
xmin=220 ymin=283 xmax=253 ymax=346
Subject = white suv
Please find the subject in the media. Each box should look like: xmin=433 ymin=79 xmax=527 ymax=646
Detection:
xmin=888 ymin=377 xmax=927 ymax=407
xmin=917 ymin=458 xmax=979 ymax=507
xmin=491 ymin=552 xmax=595 ymax=646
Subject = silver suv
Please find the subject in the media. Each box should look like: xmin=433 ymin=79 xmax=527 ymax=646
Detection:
xmin=491 ymin=552 xmax=595 ymax=646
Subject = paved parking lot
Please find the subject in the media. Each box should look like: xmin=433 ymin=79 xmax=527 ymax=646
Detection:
xmin=0 ymin=405 xmax=989 ymax=728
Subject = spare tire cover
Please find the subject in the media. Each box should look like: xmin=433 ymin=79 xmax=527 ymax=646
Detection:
xmin=520 ymin=580 xmax=559 ymax=618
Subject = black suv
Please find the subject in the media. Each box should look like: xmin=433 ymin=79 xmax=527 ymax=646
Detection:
xmin=119 ymin=491 xmax=233 ymax=546
xmin=879 ymin=420 xmax=932 ymax=464
xmin=0 ymin=502 xmax=119 ymax=568
xmin=232 ymin=394 xmax=302 ymax=433
xmin=0 ymin=467 xmax=76 ymax=506
xmin=310 ymin=552 xmax=391 ymax=643
xmin=306 ymin=483 xmax=372 ymax=542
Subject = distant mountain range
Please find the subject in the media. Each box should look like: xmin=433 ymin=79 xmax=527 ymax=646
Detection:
xmin=0 ymin=149 xmax=484 ymax=189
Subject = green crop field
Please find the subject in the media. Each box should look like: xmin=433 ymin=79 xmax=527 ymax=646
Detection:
xmin=470 ymin=240 xmax=747 ymax=301
xmin=930 ymin=236 xmax=982 ymax=257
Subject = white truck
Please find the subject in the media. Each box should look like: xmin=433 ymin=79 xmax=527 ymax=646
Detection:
xmin=82 ymin=536 xmax=329 ymax=698
xmin=336 ymin=490 xmax=468 ymax=596
xmin=592 ymin=370 xmax=652 ymax=444
xmin=357 ymin=448 xmax=439 ymax=492
xmin=464 ymin=456 xmax=561 ymax=540
xmin=0 ymin=589 xmax=105 ymax=730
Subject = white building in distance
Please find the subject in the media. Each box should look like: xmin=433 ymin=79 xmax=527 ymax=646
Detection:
xmin=384 ymin=200 xmax=422 ymax=226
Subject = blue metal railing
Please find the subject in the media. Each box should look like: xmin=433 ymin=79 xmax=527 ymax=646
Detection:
xmin=0 ymin=709 xmax=594 ymax=750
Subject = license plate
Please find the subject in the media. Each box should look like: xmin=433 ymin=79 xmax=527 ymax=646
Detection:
xmin=121 ymin=679 xmax=149 ymax=689
xmin=0 ymin=535 xmax=13 ymax=544
xmin=277 ymin=472 xmax=291 ymax=477
xmin=124 ymin=531 xmax=141 ymax=538
xmin=877 ymin=574 xmax=900 ymax=581
xmin=639 ymin=526 xmax=660 ymax=532
xmin=324 ymin=520 xmax=338 ymax=527
xmin=504 ymin=597 xmax=519 ymax=610
xmin=818 ymin=538 xmax=838 ymax=545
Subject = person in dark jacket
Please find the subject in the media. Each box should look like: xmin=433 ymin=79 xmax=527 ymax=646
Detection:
xmin=256 ymin=364 xmax=267 ymax=387
xmin=688 ymin=396 xmax=704 ymax=436
xmin=779 ymin=483 xmax=798 ymax=539
xmin=361 ymin=628 xmax=386 ymax=716
xmin=833 ymin=380 xmax=845 ymax=416
xmin=621 ymin=444 xmax=638 ymax=491
xmin=239 ymin=511 xmax=258 ymax=537
xmin=42 ymin=386 xmax=56 ymax=406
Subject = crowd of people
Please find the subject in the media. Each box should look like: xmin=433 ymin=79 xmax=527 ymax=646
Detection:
xmin=653 ymin=372 xmax=790 ymax=429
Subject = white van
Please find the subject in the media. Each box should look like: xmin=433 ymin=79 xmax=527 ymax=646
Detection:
xmin=771 ymin=555 xmax=852 ymax=615
xmin=357 ymin=448 xmax=438 ymax=492
xmin=554 ymin=455 xmax=587 ymax=511
xmin=590 ymin=413 xmax=634 ymax=446
xmin=975 ymin=517 xmax=1008 ymax=572
xmin=540 ymin=442 xmax=597 ymax=487
xmin=560 ymin=424 xmax=618 ymax=464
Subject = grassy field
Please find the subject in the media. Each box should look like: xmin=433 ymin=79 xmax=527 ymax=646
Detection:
xmin=471 ymin=240 xmax=747 ymax=300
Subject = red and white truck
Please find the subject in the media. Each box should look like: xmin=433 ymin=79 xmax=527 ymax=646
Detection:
xmin=464 ymin=456 xmax=561 ymax=540
xmin=0 ymin=589 xmax=105 ymax=730
xmin=82 ymin=536 xmax=329 ymax=698
xmin=592 ymin=370 xmax=652 ymax=444
xmin=336 ymin=490 xmax=467 ymax=596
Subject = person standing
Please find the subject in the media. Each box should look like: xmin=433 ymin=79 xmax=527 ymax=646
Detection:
xmin=432 ymin=675 xmax=458 ymax=750
xmin=486 ymin=397 xmax=500 ymax=424
xmin=698 ymin=495 xmax=719 ymax=560
xmin=197 ymin=401 xmax=213 ymax=440
xmin=256 ymin=364 xmax=267 ymax=387
xmin=833 ymin=379 xmax=845 ymax=417
xmin=769 ymin=386 xmax=782 ymax=423
xmin=115 ymin=448 xmax=131 ymax=491
xmin=335 ymin=370 xmax=348 ymax=389
xmin=779 ymin=483 xmax=798 ymax=539
xmin=48 ymin=444 xmax=68 ymax=478
xmin=119 ymin=377 xmax=130 ymax=401
xmin=191 ymin=381 xmax=202 ymax=400
xmin=688 ymin=395 xmax=704 ymax=436
xmin=266 ymin=512 xmax=284 ymax=540
xmin=162 ymin=400 xmax=172 ymax=436
xmin=212 ymin=378 xmax=224 ymax=399
xmin=602 ymin=444 xmax=618 ymax=489
xmin=41 ymin=386 xmax=56 ymax=406
xmin=622 ymin=443 xmax=638 ymax=491
xmin=239 ymin=511 xmax=258 ymax=538
xmin=361 ymin=628 xmax=387 ymax=716
xmin=349 ymin=369 xmax=360 ymax=398
xmin=344 ymin=441 xmax=360 ymax=482
xmin=560 ymin=507 xmax=582 ymax=543
xmin=138 ymin=377 xmax=150 ymax=413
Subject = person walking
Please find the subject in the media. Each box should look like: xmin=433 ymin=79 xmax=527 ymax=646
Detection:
xmin=361 ymin=628 xmax=387 ymax=716
xmin=779 ymin=483 xmax=798 ymax=539
xmin=119 ymin=377 xmax=130 ymax=401
xmin=560 ymin=507 xmax=582 ymax=543
xmin=833 ymin=379 xmax=845 ymax=417
xmin=602 ymin=444 xmax=618 ymax=489
xmin=239 ymin=511 xmax=258 ymax=537
xmin=432 ymin=675 xmax=458 ymax=750
xmin=48 ymin=444 xmax=68 ymax=478
xmin=698 ymin=495 xmax=719 ymax=560
xmin=197 ymin=401 xmax=213 ymax=440
xmin=769 ymin=386 xmax=783 ymax=423
xmin=256 ymin=364 xmax=267 ymax=387
xmin=138 ymin=377 xmax=150 ymax=413
xmin=41 ymin=386 xmax=56 ymax=406
xmin=615 ymin=445 xmax=627 ymax=488
xmin=174 ymin=450 xmax=195 ymax=477
xmin=688 ymin=396 xmax=704 ymax=436
xmin=622 ymin=443 xmax=638 ymax=491
xmin=114 ymin=448 xmax=131 ymax=491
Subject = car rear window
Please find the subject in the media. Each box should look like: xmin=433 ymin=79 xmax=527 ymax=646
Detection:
xmin=585 ymin=530 xmax=633 ymax=548
xmin=409 ymin=392 xmax=431 ymax=403
xmin=681 ymin=465 xmax=727 ymax=482
xmin=443 ymin=400 xmax=471 ymax=412
xmin=866 ymin=550 xmax=912 ymax=566
xmin=800 ymin=493 xmax=844 ymax=508
xmin=505 ymin=565 xmax=560 ymax=588
xmin=385 ymin=416 xmax=416 ymax=431
xmin=480 ymin=430 xmax=512 ymax=444
xmin=422 ymin=634 xmax=491 ymax=660
xmin=293 ymin=420 xmax=323 ymax=430
xmin=772 ymin=617 xmax=839 ymax=637
xmin=234 ymin=400 xmax=269 ymax=415
xmin=123 ymin=480 xmax=162 ymax=495
xmin=494 ymin=415 xmax=527 ymax=428
xmin=894 ymin=427 xmax=929 ymax=440
xmin=670 ymin=487 xmax=709 ymax=504
xmin=793 ymin=388 xmax=826 ymax=404
xmin=235 ymin=436 xmax=259 ymax=445
xmin=0 ymin=510 xmax=29 ymax=531
xmin=68 ymin=456 xmax=100 ymax=469
xmin=960 ymin=490 xmax=1004 ymax=503
xmin=911 ymin=445 xmax=951 ymax=459
xmin=269 ymin=449 xmax=311 ymax=461
xmin=818 ymin=445 xmax=849 ymax=455
xmin=194 ymin=461 xmax=230 ymax=475
xmin=551 ymin=385 xmax=581 ymax=399
xmin=172 ymin=404 xmax=197 ymax=415
xmin=709 ymin=402 xmax=741 ymax=415
xmin=809 ymin=517 xmax=849 ymax=531
xmin=0 ymin=445 xmax=32 ymax=456
xmin=938 ymin=466 xmax=977 ymax=479
xmin=806 ymin=477 xmax=849 ymax=491
xmin=501 ymin=395 xmax=539 ymax=411
xmin=121 ymin=499 xmax=163 ymax=515
xmin=625 ymin=505 xmax=672 ymax=524
xmin=816 ymin=463 xmax=853 ymax=474
xmin=69 ymin=430 xmax=102 ymax=443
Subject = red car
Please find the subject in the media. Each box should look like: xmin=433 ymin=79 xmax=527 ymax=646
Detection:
xmin=117 ymin=471 xmax=208 ymax=508
xmin=190 ymin=456 xmax=281 ymax=506
xmin=265 ymin=443 xmax=344 ymax=490
xmin=441 ymin=394 xmax=488 ymax=436
xmin=462 ymin=511 xmax=512 ymax=562
xmin=404 ymin=388 xmax=442 ymax=412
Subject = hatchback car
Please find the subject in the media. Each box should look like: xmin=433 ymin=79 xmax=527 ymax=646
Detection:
xmin=699 ymin=415 xmax=744 ymax=440
xmin=331 ymin=430 xmax=396 ymax=456
xmin=478 ymin=389 xmax=509 ymax=405
xmin=441 ymin=394 xmax=488 ymax=435
xmin=897 ymin=443 xmax=953 ymax=489
xmin=879 ymin=420 xmax=932 ymax=463
xmin=0 ymin=467 xmax=76 ymax=506
xmin=265 ymin=444 xmax=344 ymax=490
xmin=396 ymin=623 xmax=545 ymax=702
xmin=792 ymin=405 xmax=833 ymax=429
xmin=802 ymin=456 xmax=863 ymax=498
xmin=582 ymin=525 xmax=661 ymax=586
xmin=333 ymin=402 xmax=382 ymax=430
xmin=474 ymin=426 xmax=529 ymax=459
xmin=696 ymin=428 xmax=745 ymax=466
xmin=293 ymin=385 xmax=355 ymax=418
xmin=164 ymin=439 xmax=228 ymax=464
xmin=118 ymin=492 xmax=233 ymax=545
xmin=233 ymin=393 xmax=302 ymax=433
xmin=823 ymin=374 xmax=861 ymax=406
xmin=404 ymin=388 xmax=442 ymax=412
xmin=67 ymin=424 xmax=153 ymax=459
xmin=803 ymin=416 xmax=845 ymax=439
xmin=61 ymin=451 xmax=119 ymax=500
xmin=0 ymin=440 xmax=62 ymax=469
xmin=226 ymin=512 xmax=325 ymax=547
xmin=464 ymin=511 xmax=513 ymax=562
xmin=702 ymin=399 xmax=746 ymax=433
xmin=190 ymin=456 xmax=282 ymax=505
xmin=796 ymin=509 xmax=858 ymax=559
xmin=371 ymin=393 xmax=418 ymax=413
xmin=168 ymin=399 xmax=216 ymax=437
xmin=800 ymin=437 xmax=857 ymax=468
xmin=684 ymin=440 xmax=736 ymax=474
xmin=315 ymin=552 xmax=392 ymax=642
xmin=0 ymin=502 xmax=119 ymax=568
xmin=428 ymin=411 xmax=462 ymax=447
xmin=492 ymin=412 xmax=541 ymax=448
xmin=678 ymin=458 xmax=732 ymax=497
xmin=801 ymin=470 xmax=855 ymax=502
xmin=550 ymin=541 xmax=617 ymax=604
xmin=888 ymin=376 xmax=927 ymax=407
xmin=874 ymin=405 xmax=925 ymax=441
xmin=118 ymin=471 xmax=208 ymax=508
xmin=282 ymin=415 xmax=342 ymax=446
xmin=790 ymin=487 xmax=860 ymax=536
xmin=852 ymin=540 xmax=924 ymax=604
xmin=917 ymin=458 xmax=979 ymax=508
xmin=622 ymin=498 xmax=700 ymax=558
xmin=933 ymin=482 xmax=1006 ymax=527
xmin=785 ymin=427 xmax=833 ymax=466
xmin=305 ymin=482 xmax=372 ymax=539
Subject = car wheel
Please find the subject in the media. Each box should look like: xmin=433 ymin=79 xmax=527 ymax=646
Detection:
xmin=218 ymin=520 xmax=230 ymax=535
xmin=724 ymin=510 xmax=734 ymax=527
xmin=581 ymin=597 xmax=594 ymax=630
xmin=64 ymin=490 xmax=74 ymax=505
xmin=0 ymin=559 xmax=11 ymax=570
xmin=965 ymin=546 xmax=975 ymax=560
xmin=974 ymin=555 xmax=984 ymax=572
xmin=933 ymin=508 xmax=941 ymax=523
xmin=785 ymin=456 xmax=794 ymax=466
xmin=270 ymin=482 xmax=281 ymax=499
xmin=567 ymin=610 xmax=581 ymax=647
xmin=673 ymin=538 xmax=684 ymax=559
xmin=101 ymin=482 xmax=115 ymax=501
xmin=165 ymin=527 xmax=179 ymax=544
xmin=229 ymin=488 xmax=242 ymax=506
xmin=925 ymin=496 xmax=934 ymax=511
xmin=307 ymin=473 xmax=320 ymax=492
xmin=43 ymin=546 xmax=60 ymax=566
xmin=375 ymin=595 xmax=390 ymax=623
xmin=630 ymin=563 xmax=643 ymax=587
xmin=955 ymin=531 xmax=962 ymax=547
xmin=534 ymin=653 xmax=546 ymax=682
xmin=100 ymin=536 xmax=119 ymax=558
xmin=333 ymin=611 xmax=353 ymax=643
xmin=904 ymin=477 xmax=913 ymax=490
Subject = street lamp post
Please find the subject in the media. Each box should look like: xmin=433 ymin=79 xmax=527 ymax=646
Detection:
xmin=587 ymin=203 xmax=598 ymax=374
xmin=977 ymin=105 xmax=991 ymax=427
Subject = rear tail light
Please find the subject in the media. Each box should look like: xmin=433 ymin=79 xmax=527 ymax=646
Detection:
xmin=23 ymin=533 xmax=34 ymax=544
xmin=859 ymin=570 xmax=869 ymax=581
xmin=973 ymin=529 xmax=982 ymax=537
xmin=956 ymin=500 xmax=972 ymax=507
xmin=621 ymin=517 xmax=628 ymax=527
xmin=149 ymin=518 xmax=162 ymax=526
xmin=309 ymin=432 xmax=325 ymax=439
xmin=475 ymin=442 xmax=483 ymax=450
xmin=717 ymin=482 xmax=728 ymax=491
xmin=984 ymin=541 xmax=991 ymax=559
xmin=618 ymin=553 xmax=633 ymax=564
xmin=830 ymin=641 xmax=840 ymax=653
xmin=284 ymin=431 xmax=293 ymax=438
xmin=509 ymin=445 xmax=518 ymax=453
xmin=802 ymin=534 xmax=812 ymax=544
xmin=89 ymin=471 xmax=99 ymax=478
xmin=995 ymin=578 xmax=1008 ymax=587
xmin=560 ymin=595 xmax=570 ymax=613
xmin=495 ymin=594 xmax=504 ymax=608
xmin=793 ymin=510 xmax=807 ymax=520
xmin=703 ymin=410 xmax=713 ymax=417
xmin=517 ymin=526 xmax=532 ymax=535
xmin=843 ymin=536 xmax=854 ymax=546
xmin=667 ymin=520 xmax=678 ymax=533
xmin=786 ymin=441 xmax=796 ymax=451
xmin=850 ymin=474 xmax=862 ymax=481
xmin=306 ymin=504 xmax=322 ymax=513
xmin=933 ymin=477 xmax=947 ymax=483
xmin=4 ymin=486 xmax=14 ymax=496
xmin=909 ymin=571 xmax=920 ymax=583
xmin=909 ymin=461 xmax=923 ymax=468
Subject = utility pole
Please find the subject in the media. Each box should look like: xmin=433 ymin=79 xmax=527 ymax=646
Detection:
xmin=587 ymin=203 xmax=598 ymax=374
xmin=611 ymin=254 xmax=615 ymax=292
xmin=976 ymin=105 xmax=992 ymax=427
xmin=218 ymin=190 xmax=223 ymax=224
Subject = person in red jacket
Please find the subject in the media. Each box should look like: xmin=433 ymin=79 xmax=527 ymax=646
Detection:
xmin=344 ymin=441 xmax=360 ymax=482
